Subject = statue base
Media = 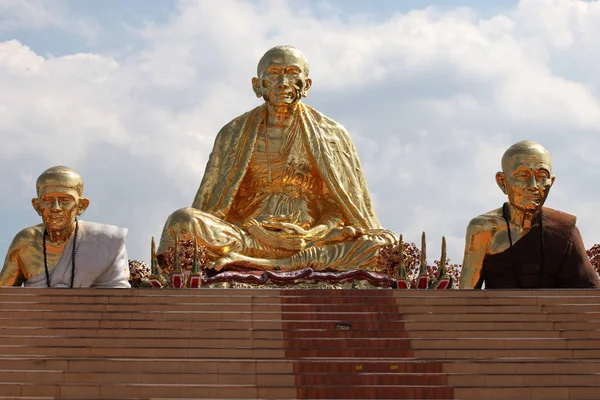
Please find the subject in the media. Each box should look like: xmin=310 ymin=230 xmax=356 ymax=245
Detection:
xmin=201 ymin=267 xmax=394 ymax=289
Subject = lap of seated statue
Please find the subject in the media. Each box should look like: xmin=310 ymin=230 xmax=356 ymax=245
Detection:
xmin=158 ymin=207 xmax=396 ymax=272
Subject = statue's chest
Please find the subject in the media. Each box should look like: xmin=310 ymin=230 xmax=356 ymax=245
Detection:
xmin=248 ymin=127 xmax=313 ymax=183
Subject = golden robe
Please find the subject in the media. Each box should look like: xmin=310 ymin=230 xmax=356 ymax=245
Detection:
xmin=158 ymin=102 xmax=396 ymax=271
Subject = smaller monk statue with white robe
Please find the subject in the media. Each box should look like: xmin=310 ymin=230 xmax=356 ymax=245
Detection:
xmin=459 ymin=141 xmax=600 ymax=289
xmin=0 ymin=166 xmax=131 ymax=288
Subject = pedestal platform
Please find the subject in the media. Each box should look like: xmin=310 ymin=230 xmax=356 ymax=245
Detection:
xmin=0 ymin=288 xmax=599 ymax=399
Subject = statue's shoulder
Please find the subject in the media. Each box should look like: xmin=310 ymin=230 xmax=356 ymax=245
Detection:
xmin=541 ymin=207 xmax=577 ymax=239
xmin=303 ymin=104 xmax=350 ymax=138
xmin=10 ymin=225 xmax=43 ymax=249
xmin=218 ymin=106 xmax=263 ymax=136
xmin=78 ymin=221 xmax=127 ymax=244
xmin=542 ymin=207 xmax=577 ymax=226
xmin=467 ymin=209 xmax=504 ymax=235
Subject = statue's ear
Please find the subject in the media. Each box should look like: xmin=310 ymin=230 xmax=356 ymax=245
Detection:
xmin=77 ymin=198 xmax=90 ymax=216
xmin=31 ymin=198 xmax=42 ymax=216
xmin=301 ymin=78 xmax=312 ymax=98
xmin=252 ymin=77 xmax=262 ymax=98
xmin=495 ymin=172 xmax=508 ymax=194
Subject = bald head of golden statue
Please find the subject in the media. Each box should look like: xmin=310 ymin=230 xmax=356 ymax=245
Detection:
xmin=495 ymin=140 xmax=555 ymax=214
xmin=32 ymin=166 xmax=90 ymax=234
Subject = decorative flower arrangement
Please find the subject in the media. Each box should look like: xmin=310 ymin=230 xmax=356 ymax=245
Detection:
xmin=586 ymin=244 xmax=600 ymax=276
xmin=377 ymin=239 xmax=461 ymax=289
xmin=160 ymin=239 xmax=208 ymax=276
xmin=128 ymin=260 xmax=151 ymax=287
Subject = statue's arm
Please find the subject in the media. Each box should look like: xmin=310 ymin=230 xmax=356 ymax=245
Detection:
xmin=0 ymin=234 xmax=28 ymax=287
xmin=556 ymin=225 xmax=600 ymax=288
xmin=316 ymin=196 xmax=344 ymax=230
xmin=459 ymin=218 xmax=491 ymax=289
xmin=191 ymin=136 xmax=224 ymax=211
xmin=91 ymin=238 xmax=131 ymax=288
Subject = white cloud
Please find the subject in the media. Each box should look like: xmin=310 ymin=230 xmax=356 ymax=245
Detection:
xmin=1 ymin=0 xmax=600 ymax=266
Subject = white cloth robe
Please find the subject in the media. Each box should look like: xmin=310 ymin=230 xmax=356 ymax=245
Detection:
xmin=24 ymin=221 xmax=131 ymax=288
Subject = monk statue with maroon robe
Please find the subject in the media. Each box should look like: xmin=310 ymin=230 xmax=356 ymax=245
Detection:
xmin=0 ymin=166 xmax=130 ymax=288
xmin=157 ymin=45 xmax=397 ymax=274
xmin=459 ymin=140 xmax=600 ymax=289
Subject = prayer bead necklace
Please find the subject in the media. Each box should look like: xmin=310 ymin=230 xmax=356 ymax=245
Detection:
xmin=43 ymin=218 xmax=78 ymax=288
xmin=502 ymin=203 xmax=546 ymax=288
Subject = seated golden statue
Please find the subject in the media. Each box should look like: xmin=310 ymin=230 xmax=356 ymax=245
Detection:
xmin=157 ymin=45 xmax=397 ymax=273
xmin=0 ymin=166 xmax=131 ymax=288
xmin=459 ymin=140 xmax=600 ymax=289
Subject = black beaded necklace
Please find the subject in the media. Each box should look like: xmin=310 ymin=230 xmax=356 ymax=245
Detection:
xmin=43 ymin=218 xmax=78 ymax=288
xmin=501 ymin=203 xmax=546 ymax=288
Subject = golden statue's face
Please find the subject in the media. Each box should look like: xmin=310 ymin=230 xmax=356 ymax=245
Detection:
xmin=496 ymin=147 xmax=555 ymax=212
xmin=253 ymin=50 xmax=311 ymax=106
xmin=33 ymin=187 xmax=84 ymax=231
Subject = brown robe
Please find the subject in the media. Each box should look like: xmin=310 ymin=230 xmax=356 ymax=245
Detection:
xmin=480 ymin=208 xmax=600 ymax=289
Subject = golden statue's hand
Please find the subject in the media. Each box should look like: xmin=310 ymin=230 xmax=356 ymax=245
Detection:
xmin=261 ymin=221 xmax=309 ymax=237
xmin=245 ymin=219 xmax=306 ymax=251
xmin=310 ymin=226 xmax=364 ymax=246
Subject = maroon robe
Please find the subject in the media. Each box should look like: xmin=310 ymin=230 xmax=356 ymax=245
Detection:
xmin=480 ymin=208 xmax=600 ymax=289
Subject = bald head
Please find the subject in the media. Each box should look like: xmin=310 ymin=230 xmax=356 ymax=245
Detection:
xmin=36 ymin=166 xmax=84 ymax=197
xmin=257 ymin=45 xmax=310 ymax=76
xmin=501 ymin=140 xmax=552 ymax=174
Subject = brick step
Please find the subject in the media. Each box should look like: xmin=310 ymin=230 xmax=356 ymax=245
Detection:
xmin=415 ymin=348 xmax=598 ymax=359
xmin=408 ymin=330 xmax=560 ymax=338
xmin=0 ymin=287 xmax=596 ymax=296
xmin=0 ymin=357 xmax=438 ymax=373
xmin=405 ymin=321 xmax=556 ymax=331
xmin=5 ymin=303 xmax=577 ymax=315
xmin=560 ymin=330 xmax=600 ymax=339
xmin=0 ymin=383 xmax=297 ymax=399
xmin=400 ymin=313 xmax=600 ymax=322
xmin=4 ymin=295 xmax=599 ymax=306
xmin=2 ymin=357 xmax=599 ymax=374
xmin=444 ymin=360 xmax=600 ymax=374
xmin=447 ymin=373 xmax=600 ymax=386
xmin=0 ymin=336 xmax=412 ymax=349
xmin=0 ymin=311 xmax=600 ymax=329
xmin=555 ymin=321 xmax=600 ymax=330
xmin=0 ymin=370 xmax=453 ymax=386
xmin=3 ymin=337 xmax=594 ymax=351
xmin=0 ymin=319 xmax=408 ymax=331
xmin=0 ymin=327 xmax=408 ymax=339
xmin=0 ymin=382 xmax=453 ymax=399
xmin=0 ymin=346 xmax=414 ymax=359
xmin=0 ymin=311 xmax=407 ymax=322
xmin=4 ymin=310 xmax=600 ymax=323
xmin=454 ymin=386 xmax=600 ymax=399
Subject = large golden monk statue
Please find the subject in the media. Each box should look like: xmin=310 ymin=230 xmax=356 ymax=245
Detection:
xmin=157 ymin=45 xmax=397 ymax=273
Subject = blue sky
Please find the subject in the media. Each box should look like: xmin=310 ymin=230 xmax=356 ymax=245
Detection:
xmin=1 ymin=0 xmax=600 ymax=265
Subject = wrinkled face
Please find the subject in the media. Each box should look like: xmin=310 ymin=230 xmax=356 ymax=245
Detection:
xmin=497 ymin=149 xmax=555 ymax=212
xmin=253 ymin=51 xmax=311 ymax=106
xmin=32 ymin=187 xmax=87 ymax=231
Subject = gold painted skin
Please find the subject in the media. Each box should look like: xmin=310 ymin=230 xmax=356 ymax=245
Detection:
xmin=0 ymin=167 xmax=89 ymax=286
xmin=459 ymin=141 xmax=555 ymax=289
xmin=158 ymin=45 xmax=397 ymax=272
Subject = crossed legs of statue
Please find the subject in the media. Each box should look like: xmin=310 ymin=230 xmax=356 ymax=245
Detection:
xmin=157 ymin=208 xmax=395 ymax=272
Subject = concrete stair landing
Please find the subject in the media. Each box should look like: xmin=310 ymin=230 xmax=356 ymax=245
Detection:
xmin=0 ymin=288 xmax=599 ymax=399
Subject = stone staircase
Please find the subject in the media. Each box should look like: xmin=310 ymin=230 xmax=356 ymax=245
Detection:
xmin=0 ymin=288 xmax=599 ymax=399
